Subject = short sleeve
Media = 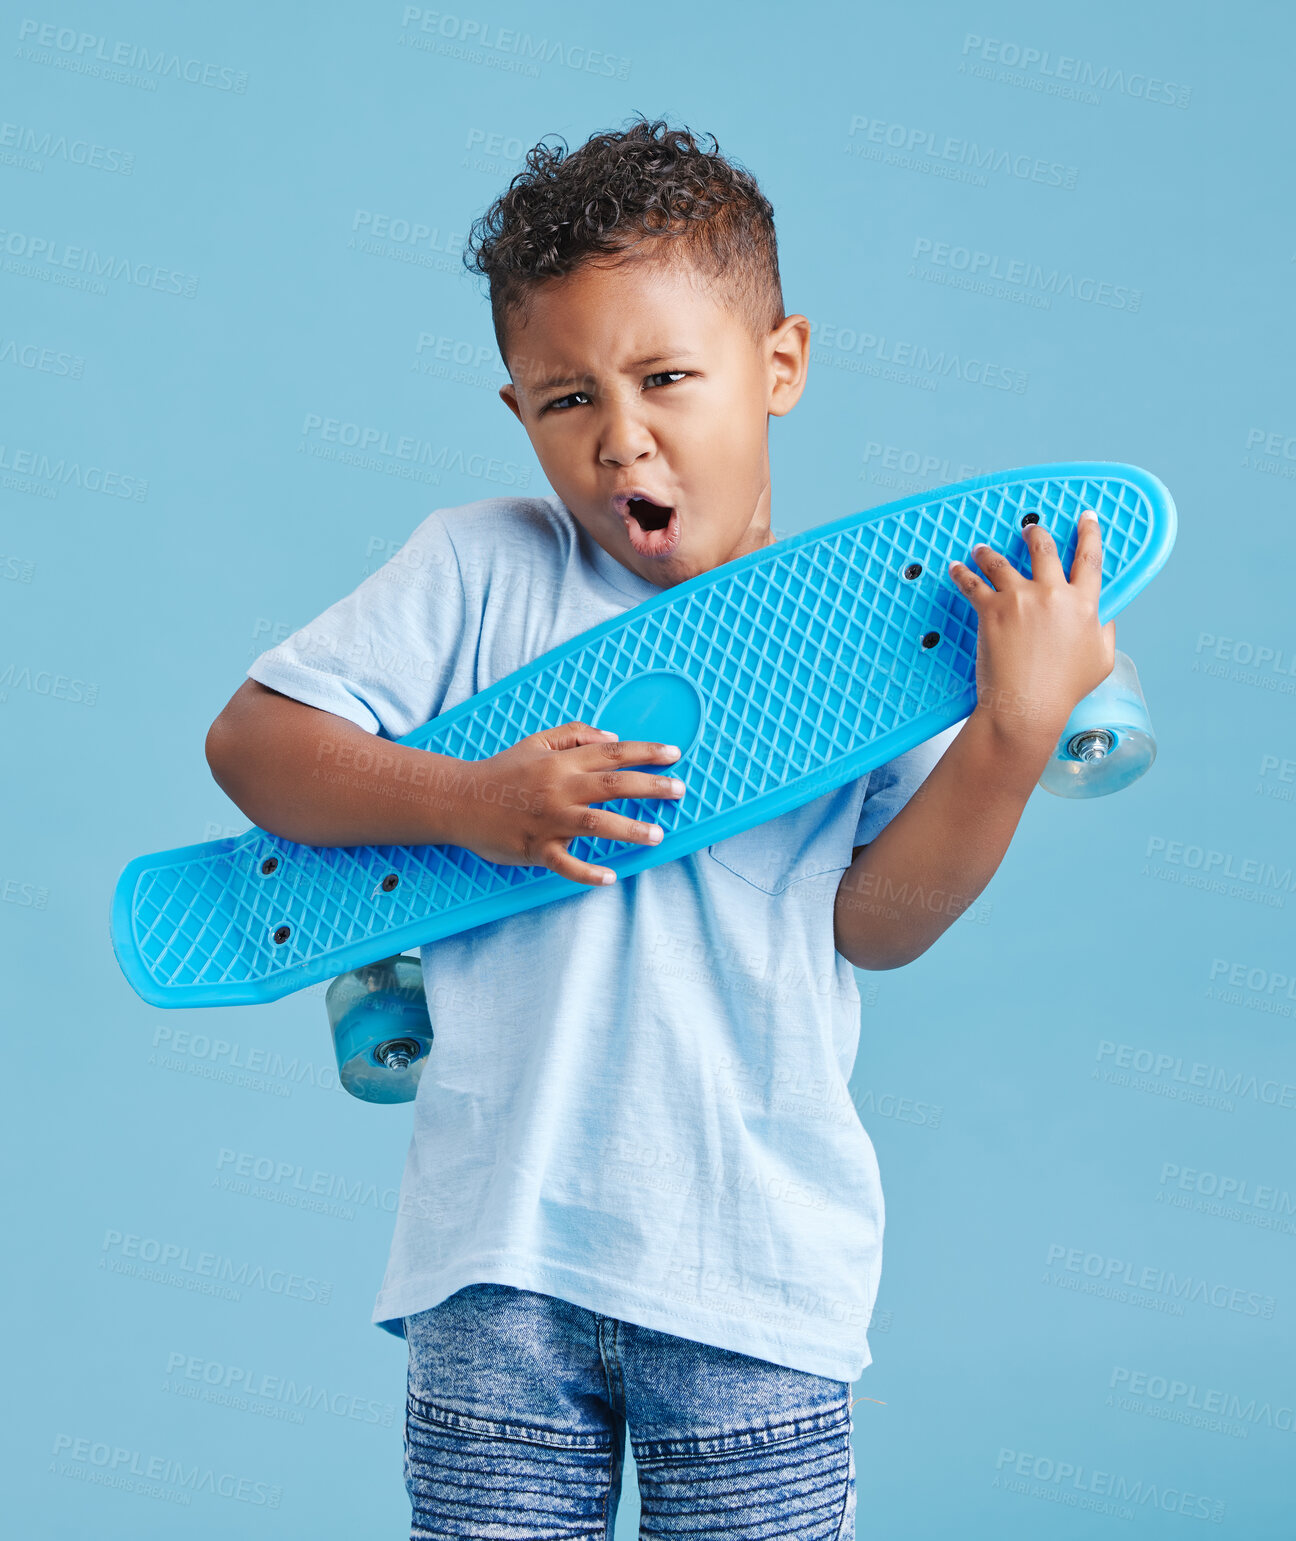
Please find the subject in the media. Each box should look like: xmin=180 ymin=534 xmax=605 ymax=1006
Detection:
xmin=245 ymin=509 xmax=468 ymax=741
xmin=853 ymin=717 xmax=967 ymax=849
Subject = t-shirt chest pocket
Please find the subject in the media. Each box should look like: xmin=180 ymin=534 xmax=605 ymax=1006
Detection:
xmin=705 ymin=787 xmax=860 ymax=896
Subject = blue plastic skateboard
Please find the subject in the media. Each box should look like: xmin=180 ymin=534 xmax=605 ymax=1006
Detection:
xmin=110 ymin=462 xmax=1176 ymax=1012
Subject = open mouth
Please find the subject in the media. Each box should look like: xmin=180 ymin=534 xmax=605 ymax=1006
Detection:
xmin=616 ymin=494 xmax=681 ymax=558
xmin=626 ymin=496 xmax=672 ymax=531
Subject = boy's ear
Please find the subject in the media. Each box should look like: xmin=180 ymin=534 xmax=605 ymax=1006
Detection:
xmin=499 ymin=382 xmax=523 ymax=422
xmin=767 ymin=313 xmax=811 ymax=417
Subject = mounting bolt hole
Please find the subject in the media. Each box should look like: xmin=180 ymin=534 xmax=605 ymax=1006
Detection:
xmin=1021 ymin=511 xmax=1040 ymax=527
xmin=260 ymin=857 xmax=278 ymax=876
xmin=921 ymin=631 xmax=941 ymax=650
xmin=903 ymin=561 xmax=923 ymax=580
xmin=272 ymin=925 xmax=291 ymax=945
xmin=381 ymin=873 xmax=399 ymax=893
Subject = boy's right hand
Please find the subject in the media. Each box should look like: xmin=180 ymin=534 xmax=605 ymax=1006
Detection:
xmin=461 ymin=721 xmax=685 ymax=886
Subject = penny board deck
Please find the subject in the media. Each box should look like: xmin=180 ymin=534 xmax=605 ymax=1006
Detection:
xmin=110 ymin=462 xmax=1177 ymax=1008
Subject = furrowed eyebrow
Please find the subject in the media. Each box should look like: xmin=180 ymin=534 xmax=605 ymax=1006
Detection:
xmin=526 ymin=352 xmax=698 ymax=395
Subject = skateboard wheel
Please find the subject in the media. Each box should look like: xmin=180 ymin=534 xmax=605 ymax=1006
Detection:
xmin=1038 ymin=651 xmax=1157 ymax=799
xmin=326 ymin=953 xmax=431 ymax=1103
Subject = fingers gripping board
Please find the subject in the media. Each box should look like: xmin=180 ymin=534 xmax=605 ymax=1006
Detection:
xmin=111 ymin=463 xmax=1176 ymax=1008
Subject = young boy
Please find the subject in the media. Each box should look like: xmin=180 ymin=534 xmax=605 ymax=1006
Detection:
xmin=208 ymin=116 xmax=1114 ymax=1539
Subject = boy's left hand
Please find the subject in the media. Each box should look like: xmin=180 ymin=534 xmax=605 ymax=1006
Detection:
xmin=949 ymin=508 xmax=1116 ymax=748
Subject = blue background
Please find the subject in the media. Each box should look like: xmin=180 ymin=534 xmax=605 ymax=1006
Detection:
xmin=4 ymin=1 xmax=1294 ymax=1535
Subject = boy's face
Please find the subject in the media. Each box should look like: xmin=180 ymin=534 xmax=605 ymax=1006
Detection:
xmin=498 ymin=253 xmax=810 ymax=589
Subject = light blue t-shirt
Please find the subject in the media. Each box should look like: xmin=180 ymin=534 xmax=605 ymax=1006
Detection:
xmin=246 ymin=493 xmax=962 ymax=1381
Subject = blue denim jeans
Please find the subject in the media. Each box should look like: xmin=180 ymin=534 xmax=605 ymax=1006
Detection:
xmin=403 ymin=1283 xmax=856 ymax=1540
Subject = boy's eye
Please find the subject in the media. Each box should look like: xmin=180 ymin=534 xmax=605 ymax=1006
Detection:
xmin=540 ymin=371 xmax=690 ymax=414
xmin=543 ymin=390 xmax=590 ymax=414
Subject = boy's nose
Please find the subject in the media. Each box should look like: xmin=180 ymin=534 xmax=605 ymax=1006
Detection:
xmin=597 ymin=402 xmax=656 ymax=467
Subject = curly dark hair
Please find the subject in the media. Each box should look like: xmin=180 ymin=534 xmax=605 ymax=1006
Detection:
xmin=463 ymin=114 xmax=784 ymax=369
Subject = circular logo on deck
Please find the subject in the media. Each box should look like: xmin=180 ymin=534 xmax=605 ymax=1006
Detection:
xmin=592 ymin=670 xmax=704 ymax=770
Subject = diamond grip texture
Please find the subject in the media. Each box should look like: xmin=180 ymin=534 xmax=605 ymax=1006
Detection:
xmin=112 ymin=464 xmax=1175 ymax=1007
